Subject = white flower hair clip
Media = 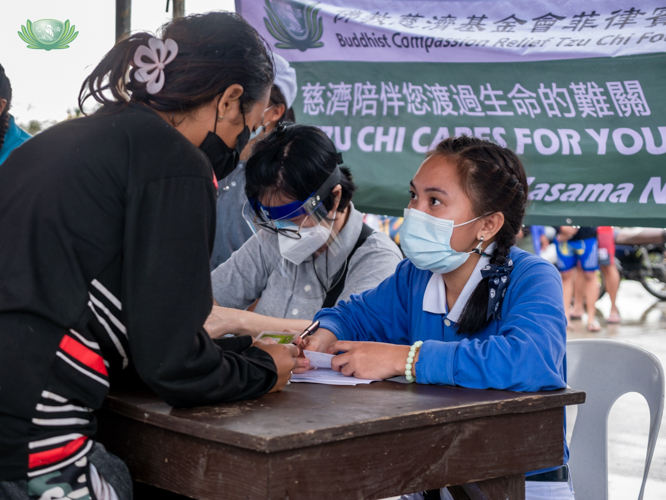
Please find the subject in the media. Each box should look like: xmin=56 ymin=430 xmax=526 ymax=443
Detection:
xmin=133 ymin=37 xmax=178 ymax=94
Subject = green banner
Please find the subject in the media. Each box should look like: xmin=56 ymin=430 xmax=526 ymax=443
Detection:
xmin=292 ymin=53 xmax=666 ymax=225
xmin=238 ymin=0 xmax=666 ymax=226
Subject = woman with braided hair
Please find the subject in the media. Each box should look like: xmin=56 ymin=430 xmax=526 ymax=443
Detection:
xmin=0 ymin=64 xmax=31 ymax=165
xmin=300 ymin=136 xmax=573 ymax=499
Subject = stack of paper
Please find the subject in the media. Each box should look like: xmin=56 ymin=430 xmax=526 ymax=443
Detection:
xmin=291 ymin=369 xmax=378 ymax=385
xmin=290 ymin=351 xmax=380 ymax=386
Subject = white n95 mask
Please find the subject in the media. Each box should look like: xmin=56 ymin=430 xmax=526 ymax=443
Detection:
xmin=278 ymin=224 xmax=333 ymax=265
xmin=399 ymin=208 xmax=484 ymax=274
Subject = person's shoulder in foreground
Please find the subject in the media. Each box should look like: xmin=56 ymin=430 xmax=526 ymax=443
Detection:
xmin=0 ymin=115 xmax=31 ymax=165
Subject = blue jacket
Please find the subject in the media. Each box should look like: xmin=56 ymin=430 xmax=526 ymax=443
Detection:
xmin=0 ymin=115 xmax=31 ymax=165
xmin=315 ymin=247 xmax=569 ymax=470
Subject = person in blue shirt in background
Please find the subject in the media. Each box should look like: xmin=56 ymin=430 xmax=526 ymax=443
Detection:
xmin=0 ymin=64 xmax=31 ymax=165
xmin=554 ymin=226 xmax=600 ymax=332
xmin=300 ymin=136 xmax=572 ymax=500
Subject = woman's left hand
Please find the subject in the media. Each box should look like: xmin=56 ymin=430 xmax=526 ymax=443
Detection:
xmin=328 ymin=341 xmax=411 ymax=380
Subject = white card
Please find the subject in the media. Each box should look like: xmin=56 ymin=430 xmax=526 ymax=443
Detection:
xmin=303 ymin=350 xmax=335 ymax=369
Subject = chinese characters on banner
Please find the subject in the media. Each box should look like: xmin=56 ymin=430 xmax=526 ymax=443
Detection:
xmin=301 ymin=80 xmax=651 ymax=119
xmin=330 ymin=7 xmax=665 ymax=34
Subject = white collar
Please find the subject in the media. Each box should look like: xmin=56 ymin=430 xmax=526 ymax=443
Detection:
xmin=422 ymin=242 xmax=497 ymax=322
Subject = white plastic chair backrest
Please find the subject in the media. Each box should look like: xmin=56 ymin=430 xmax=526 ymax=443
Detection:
xmin=567 ymin=339 xmax=664 ymax=500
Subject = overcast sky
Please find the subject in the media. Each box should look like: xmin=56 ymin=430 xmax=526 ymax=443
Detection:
xmin=1 ymin=0 xmax=236 ymax=124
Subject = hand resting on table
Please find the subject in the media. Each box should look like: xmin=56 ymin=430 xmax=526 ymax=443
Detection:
xmin=296 ymin=330 xmax=415 ymax=380
xmin=328 ymin=341 xmax=412 ymax=380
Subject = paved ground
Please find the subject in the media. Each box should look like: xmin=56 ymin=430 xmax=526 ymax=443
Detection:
xmin=568 ymin=279 xmax=666 ymax=500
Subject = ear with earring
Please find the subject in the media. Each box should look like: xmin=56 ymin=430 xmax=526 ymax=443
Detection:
xmin=471 ymin=236 xmax=485 ymax=255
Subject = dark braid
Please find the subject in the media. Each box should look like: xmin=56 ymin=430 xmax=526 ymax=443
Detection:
xmin=427 ymin=136 xmax=529 ymax=335
xmin=0 ymin=64 xmax=12 ymax=153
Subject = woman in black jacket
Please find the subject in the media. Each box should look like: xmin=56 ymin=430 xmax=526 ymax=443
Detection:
xmin=0 ymin=12 xmax=298 ymax=499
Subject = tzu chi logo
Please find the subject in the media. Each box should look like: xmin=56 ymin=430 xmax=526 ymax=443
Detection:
xmin=263 ymin=0 xmax=324 ymax=51
xmin=18 ymin=19 xmax=79 ymax=51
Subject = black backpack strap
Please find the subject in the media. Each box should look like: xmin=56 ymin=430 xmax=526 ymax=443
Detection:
xmin=322 ymin=223 xmax=374 ymax=309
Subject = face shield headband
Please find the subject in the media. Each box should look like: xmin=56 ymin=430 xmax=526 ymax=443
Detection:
xmin=242 ymin=162 xmax=349 ymax=277
xmin=250 ymin=166 xmax=342 ymax=223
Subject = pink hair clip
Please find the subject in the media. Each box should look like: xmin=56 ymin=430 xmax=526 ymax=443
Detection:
xmin=133 ymin=37 xmax=178 ymax=94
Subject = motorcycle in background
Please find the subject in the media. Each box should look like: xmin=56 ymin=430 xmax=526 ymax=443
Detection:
xmin=610 ymin=228 xmax=666 ymax=300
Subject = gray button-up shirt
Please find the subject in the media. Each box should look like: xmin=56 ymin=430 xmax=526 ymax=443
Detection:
xmin=211 ymin=204 xmax=403 ymax=320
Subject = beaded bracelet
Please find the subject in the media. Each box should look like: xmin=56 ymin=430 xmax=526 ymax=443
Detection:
xmin=405 ymin=340 xmax=423 ymax=383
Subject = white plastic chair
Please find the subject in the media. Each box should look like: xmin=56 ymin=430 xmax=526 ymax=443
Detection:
xmin=567 ymin=339 xmax=664 ymax=500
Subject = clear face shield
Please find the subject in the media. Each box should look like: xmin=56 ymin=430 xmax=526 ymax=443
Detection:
xmin=242 ymin=167 xmax=349 ymax=294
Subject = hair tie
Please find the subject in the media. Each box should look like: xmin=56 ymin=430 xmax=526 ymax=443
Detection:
xmin=335 ymin=152 xmax=343 ymax=165
xmin=480 ymin=258 xmax=514 ymax=321
xmin=133 ymin=38 xmax=178 ymax=94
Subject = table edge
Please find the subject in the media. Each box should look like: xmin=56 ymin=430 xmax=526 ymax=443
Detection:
xmin=102 ymin=387 xmax=585 ymax=453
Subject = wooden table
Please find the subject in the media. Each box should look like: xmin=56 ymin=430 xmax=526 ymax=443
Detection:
xmin=96 ymin=381 xmax=584 ymax=500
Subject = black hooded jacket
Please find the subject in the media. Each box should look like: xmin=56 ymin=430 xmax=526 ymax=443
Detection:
xmin=0 ymin=103 xmax=277 ymax=480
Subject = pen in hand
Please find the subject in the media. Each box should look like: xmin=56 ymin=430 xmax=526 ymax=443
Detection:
xmin=294 ymin=320 xmax=320 ymax=355
xmin=297 ymin=320 xmax=320 ymax=340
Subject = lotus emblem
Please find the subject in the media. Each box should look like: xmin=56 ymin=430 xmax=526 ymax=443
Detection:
xmin=18 ymin=19 xmax=79 ymax=51
xmin=264 ymin=0 xmax=324 ymax=52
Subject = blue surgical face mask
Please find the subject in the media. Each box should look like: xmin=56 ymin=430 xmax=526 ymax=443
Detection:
xmin=399 ymin=208 xmax=484 ymax=274
xmin=249 ymin=124 xmax=265 ymax=141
